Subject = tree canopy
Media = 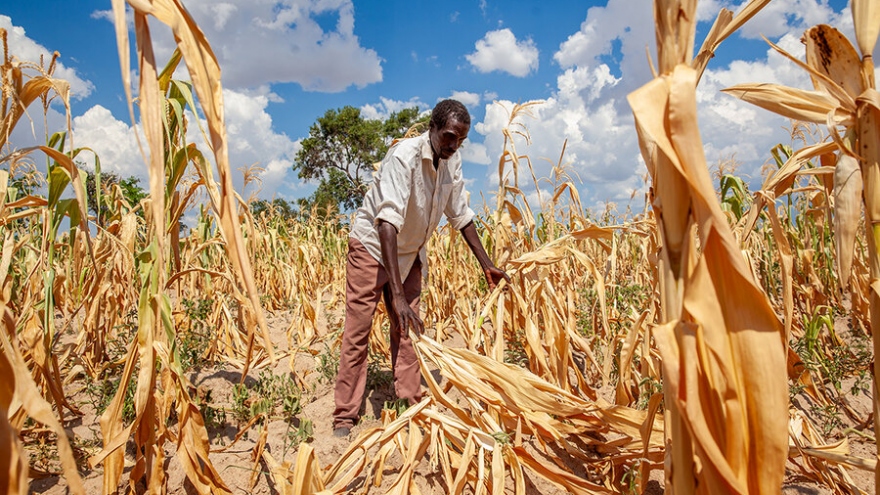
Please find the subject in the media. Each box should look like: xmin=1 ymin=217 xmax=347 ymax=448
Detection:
xmin=84 ymin=170 xmax=147 ymax=225
xmin=293 ymin=106 xmax=428 ymax=213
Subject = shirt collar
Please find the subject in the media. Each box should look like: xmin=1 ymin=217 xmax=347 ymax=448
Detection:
xmin=420 ymin=132 xmax=441 ymax=180
xmin=420 ymin=132 xmax=434 ymax=164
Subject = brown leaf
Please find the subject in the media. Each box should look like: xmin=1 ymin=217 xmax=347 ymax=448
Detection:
xmin=804 ymin=25 xmax=864 ymax=97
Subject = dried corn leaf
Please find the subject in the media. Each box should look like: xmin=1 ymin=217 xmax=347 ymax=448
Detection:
xmin=740 ymin=140 xmax=837 ymax=239
xmin=722 ymin=83 xmax=846 ymax=124
xmin=833 ymin=153 xmax=863 ymax=287
xmin=0 ymin=74 xmax=70 ymax=152
xmin=804 ymin=25 xmax=864 ymax=97
xmin=416 ymin=334 xmax=662 ymax=448
xmin=118 ymin=0 xmax=275 ymax=369
xmin=693 ymin=0 xmax=770 ymax=81
xmin=512 ymin=446 xmax=613 ymax=494
xmin=291 ymin=444 xmax=326 ymax=495
xmin=0 ymin=307 xmax=85 ymax=494
xmin=802 ymin=438 xmax=877 ymax=472
xmin=760 ymin=194 xmax=795 ymax=343
xmin=262 ymin=451 xmax=294 ymax=495
xmin=852 ymin=0 xmax=880 ymax=61
xmin=0 ymin=347 xmax=28 ymax=495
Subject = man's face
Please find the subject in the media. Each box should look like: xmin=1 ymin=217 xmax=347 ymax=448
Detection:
xmin=430 ymin=118 xmax=469 ymax=161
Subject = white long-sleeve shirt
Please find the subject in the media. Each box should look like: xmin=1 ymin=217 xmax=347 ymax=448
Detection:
xmin=350 ymin=131 xmax=476 ymax=281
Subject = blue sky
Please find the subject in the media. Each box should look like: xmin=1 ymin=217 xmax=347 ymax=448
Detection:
xmin=1 ymin=0 xmax=863 ymax=220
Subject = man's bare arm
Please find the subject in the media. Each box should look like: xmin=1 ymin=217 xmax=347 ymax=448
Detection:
xmin=377 ymin=220 xmax=424 ymax=335
xmin=459 ymin=220 xmax=509 ymax=291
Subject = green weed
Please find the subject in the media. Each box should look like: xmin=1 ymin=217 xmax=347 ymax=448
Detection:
xmin=230 ymin=371 xmax=303 ymax=425
xmin=179 ymin=297 xmax=214 ymax=371
xmin=383 ymin=398 xmax=409 ymax=416
xmin=84 ymin=374 xmax=137 ymax=424
xmin=316 ymin=344 xmax=340 ymax=384
xmin=366 ymin=352 xmax=393 ymax=390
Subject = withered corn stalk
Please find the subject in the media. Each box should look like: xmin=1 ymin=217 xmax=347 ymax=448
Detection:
xmin=0 ymin=28 xmax=87 ymax=495
xmin=628 ymin=0 xmax=788 ymax=494
xmin=84 ymin=0 xmax=277 ymax=492
xmin=723 ymin=0 xmax=880 ymax=487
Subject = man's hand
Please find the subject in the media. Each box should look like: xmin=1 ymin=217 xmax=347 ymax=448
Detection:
xmin=390 ymin=294 xmax=424 ymax=336
xmin=484 ymin=266 xmax=510 ymax=291
xmin=459 ymin=221 xmax=510 ymax=292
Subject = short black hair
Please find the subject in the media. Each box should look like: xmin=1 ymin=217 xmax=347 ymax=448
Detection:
xmin=430 ymin=99 xmax=470 ymax=130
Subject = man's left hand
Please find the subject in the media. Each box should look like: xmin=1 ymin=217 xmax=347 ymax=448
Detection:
xmin=484 ymin=266 xmax=510 ymax=291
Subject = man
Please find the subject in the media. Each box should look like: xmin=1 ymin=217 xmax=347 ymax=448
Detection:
xmin=333 ymin=99 xmax=508 ymax=437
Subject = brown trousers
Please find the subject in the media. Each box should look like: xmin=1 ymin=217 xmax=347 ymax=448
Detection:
xmin=333 ymin=238 xmax=422 ymax=429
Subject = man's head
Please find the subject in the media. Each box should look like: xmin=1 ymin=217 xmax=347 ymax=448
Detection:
xmin=429 ymin=99 xmax=470 ymax=162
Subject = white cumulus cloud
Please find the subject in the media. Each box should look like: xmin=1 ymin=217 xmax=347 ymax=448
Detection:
xmin=72 ymin=106 xmax=145 ymax=178
xmin=737 ymin=0 xmax=848 ymax=39
xmin=69 ymin=89 xmax=301 ymax=200
xmin=95 ymin=0 xmax=383 ymax=93
xmin=468 ymin=0 xmax=851 ymax=212
xmin=206 ymin=89 xmax=301 ymax=198
xmin=1 ymin=15 xmax=94 ymax=99
xmin=360 ymin=97 xmax=429 ymax=120
xmin=448 ymin=91 xmax=482 ymax=108
xmin=466 ymin=29 xmax=539 ymax=77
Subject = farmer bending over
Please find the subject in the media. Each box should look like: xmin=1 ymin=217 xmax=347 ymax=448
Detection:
xmin=333 ymin=99 xmax=508 ymax=437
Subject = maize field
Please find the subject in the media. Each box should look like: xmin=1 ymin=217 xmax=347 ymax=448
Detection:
xmin=1 ymin=0 xmax=879 ymax=493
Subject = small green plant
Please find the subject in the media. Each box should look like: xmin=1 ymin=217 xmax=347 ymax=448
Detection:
xmin=851 ymin=369 xmax=871 ymax=397
xmin=810 ymin=403 xmax=844 ymax=437
xmin=29 ymin=434 xmax=60 ymax=473
xmin=621 ymin=460 xmax=642 ymax=495
xmin=316 ymin=344 xmax=340 ymax=384
xmin=84 ymin=374 xmax=137 ymax=424
xmin=257 ymin=370 xmax=303 ymax=420
xmin=366 ymin=352 xmax=393 ymax=390
xmin=107 ymin=309 xmax=139 ymax=362
xmin=383 ymin=398 xmax=409 ymax=416
xmin=183 ymin=297 xmax=213 ymax=321
xmin=280 ymin=416 xmax=314 ymax=458
xmin=635 ymin=376 xmax=663 ymax=410
xmin=195 ymin=387 xmax=227 ymax=432
xmin=231 ymin=383 xmax=251 ymax=423
xmin=179 ymin=297 xmax=214 ymax=371
xmin=792 ymin=309 xmax=872 ymax=395
xmin=503 ymin=333 xmax=530 ymax=368
xmin=230 ymin=371 xmax=303 ymax=425
xmin=288 ymin=418 xmax=313 ymax=445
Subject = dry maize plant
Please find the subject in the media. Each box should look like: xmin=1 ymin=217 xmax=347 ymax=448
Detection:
xmin=0 ymin=26 xmax=90 ymax=495
xmin=628 ymin=0 xmax=793 ymax=494
xmin=722 ymin=0 xmax=880 ymax=489
xmin=0 ymin=0 xmax=281 ymax=491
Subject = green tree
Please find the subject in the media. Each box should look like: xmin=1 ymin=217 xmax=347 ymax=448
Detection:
xmin=84 ymin=170 xmax=147 ymax=224
xmin=382 ymin=107 xmax=428 ymax=143
xmin=298 ymin=168 xmax=351 ymax=218
xmin=250 ymin=197 xmax=296 ymax=220
xmin=293 ymin=106 xmax=428 ymax=212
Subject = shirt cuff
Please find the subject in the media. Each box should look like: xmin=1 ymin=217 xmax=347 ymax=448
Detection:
xmin=447 ymin=208 xmax=475 ymax=230
xmin=375 ymin=209 xmax=404 ymax=232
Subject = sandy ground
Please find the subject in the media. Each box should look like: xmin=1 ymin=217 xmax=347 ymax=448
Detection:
xmin=26 ymin=306 xmax=878 ymax=494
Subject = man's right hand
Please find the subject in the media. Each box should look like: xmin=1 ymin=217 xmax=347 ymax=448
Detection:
xmin=391 ymin=294 xmax=424 ymax=336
